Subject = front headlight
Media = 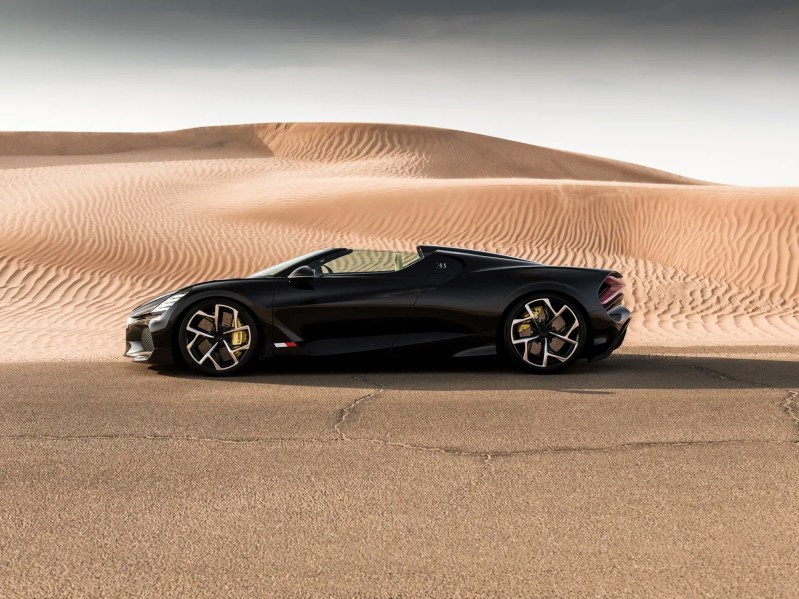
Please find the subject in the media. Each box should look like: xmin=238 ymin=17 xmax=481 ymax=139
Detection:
xmin=151 ymin=292 xmax=188 ymax=314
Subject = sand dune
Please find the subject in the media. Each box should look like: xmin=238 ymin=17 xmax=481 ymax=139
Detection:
xmin=0 ymin=123 xmax=702 ymax=183
xmin=0 ymin=123 xmax=796 ymax=361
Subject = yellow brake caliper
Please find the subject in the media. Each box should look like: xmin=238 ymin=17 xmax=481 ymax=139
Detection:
xmin=517 ymin=306 xmax=542 ymax=338
xmin=230 ymin=318 xmax=247 ymax=348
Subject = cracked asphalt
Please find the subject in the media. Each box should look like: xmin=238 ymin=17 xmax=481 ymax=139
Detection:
xmin=2 ymin=351 xmax=799 ymax=597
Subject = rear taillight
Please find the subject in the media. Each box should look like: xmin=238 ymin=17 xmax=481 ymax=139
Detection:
xmin=599 ymin=274 xmax=625 ymax=310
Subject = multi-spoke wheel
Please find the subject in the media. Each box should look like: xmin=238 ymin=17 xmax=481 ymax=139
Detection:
xmin=178 ymin=300 xmax=259 ymax=376
xmin=503 ymin=294 xmax=587 ymax=373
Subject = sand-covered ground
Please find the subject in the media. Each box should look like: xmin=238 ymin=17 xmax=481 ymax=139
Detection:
xmin=2 ymin=353 xmax=799 ymax=597
xmin=1 ymin=123 xmax=797 ymax=360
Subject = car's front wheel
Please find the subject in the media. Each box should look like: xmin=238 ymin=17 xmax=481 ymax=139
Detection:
xmin=178 ymin=299 xmax=260 ymax=376
xmin=503 ymin=293 xmax=587 ymax=373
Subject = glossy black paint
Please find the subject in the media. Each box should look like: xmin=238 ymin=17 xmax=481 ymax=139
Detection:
xmin=125 ymin=245 xmax=630 ymax=367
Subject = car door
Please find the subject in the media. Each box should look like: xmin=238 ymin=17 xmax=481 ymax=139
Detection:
xmin=390 ymin=252 xmax=472 ymax=352
xmin=272 ymin=268 xmax=424 ymax=356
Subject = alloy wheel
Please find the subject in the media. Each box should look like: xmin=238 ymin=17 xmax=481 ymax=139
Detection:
xmin=183 ymin=303 xmax=253 ymax=372
xmin=509 ymin=297 xmax=582 ymax=368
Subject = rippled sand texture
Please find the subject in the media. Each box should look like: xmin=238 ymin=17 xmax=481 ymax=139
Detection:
xmin=0 ymin=123 xmax=796 ymax=360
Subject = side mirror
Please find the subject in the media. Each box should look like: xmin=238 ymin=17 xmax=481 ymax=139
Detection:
xmin=288 ymin=265 xmax=315 ymax=280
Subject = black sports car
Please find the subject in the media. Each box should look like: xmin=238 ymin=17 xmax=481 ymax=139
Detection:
xmin=125 ymin=245 xmax=630 ymax=375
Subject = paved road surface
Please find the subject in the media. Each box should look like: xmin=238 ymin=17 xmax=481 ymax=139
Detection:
xmin=1 ymin=352 xmax=798 ymax=597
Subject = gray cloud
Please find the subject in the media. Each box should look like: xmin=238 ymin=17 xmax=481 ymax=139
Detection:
xmin=4 ymin=1 xmax=797 ymax=77
xmin=5 ymin=0 xmax=799 ymax=27
xmin=5 ymin=0 xmax=797 ymax=62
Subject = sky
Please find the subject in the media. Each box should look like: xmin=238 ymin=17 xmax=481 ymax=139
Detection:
xmin=1 ymin=0 xmax=797 ymax=185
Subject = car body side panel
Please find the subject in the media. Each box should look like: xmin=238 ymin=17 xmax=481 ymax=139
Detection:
xmin=271 ymin=263 xmax=429 ymax=356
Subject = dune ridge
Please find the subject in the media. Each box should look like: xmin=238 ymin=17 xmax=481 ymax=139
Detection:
xmin=0 ymin=123 xmax=702 ymax=183
xmin=0 ymin=123 xmax=795 ymax=361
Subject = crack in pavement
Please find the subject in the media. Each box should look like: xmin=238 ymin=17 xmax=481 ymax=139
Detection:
xmin=349 ymin=435 xmax=794 ymax=461
xmin=7 ymin=368 xmax=797 ymax=459
xmin=0 ymin=433 xmax=331 ymax=445
xmin=693 ymin=365 xmax=799 ymax=442
xmin=333 ymin=375 xmax=386 ymax=441
xmin=330 ymin=372 xmax=797 ymax=462
xmin=785 ymin=390 xmax=799 ymax=429
xmin=1 ymin=433 xmax=789 ymax=458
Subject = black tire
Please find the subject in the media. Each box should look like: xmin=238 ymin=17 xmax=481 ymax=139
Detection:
xmin=502 ymin=293 xmax=587 ymax=374
xmin=178 ymin=299 xmax=260 ymax=376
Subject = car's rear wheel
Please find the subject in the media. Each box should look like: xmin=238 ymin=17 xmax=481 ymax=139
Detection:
xmin=178 ymin=299 xmax=260 ymax=376
xmin=503 ymin=294 xmax=587 ymax=373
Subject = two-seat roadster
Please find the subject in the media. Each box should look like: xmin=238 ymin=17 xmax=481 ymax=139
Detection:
xmin=125 ymin=245 xmax=630 ymax=375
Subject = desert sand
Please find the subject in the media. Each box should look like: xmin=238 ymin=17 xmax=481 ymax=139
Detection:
xmin=2 ymin=124 xmax=799 ymax=597
xmin=1 ymin=123 xmax=797 ymax=360
xmin=2 ymin=353 xmax=799 ymax=597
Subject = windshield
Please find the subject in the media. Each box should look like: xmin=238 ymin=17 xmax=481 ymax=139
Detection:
xmin=311 ymin=249 xmax=421 ymax=274
xmin=247 ymin=248 xmax=337 ymax=278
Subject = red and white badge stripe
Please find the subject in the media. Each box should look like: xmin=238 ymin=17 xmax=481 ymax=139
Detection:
xmin=274 ymin=342 xmax=298 ymax=348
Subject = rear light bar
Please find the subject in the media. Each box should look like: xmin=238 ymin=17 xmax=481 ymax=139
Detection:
xmin=599 ymin=274 xmax=625 ymax=309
